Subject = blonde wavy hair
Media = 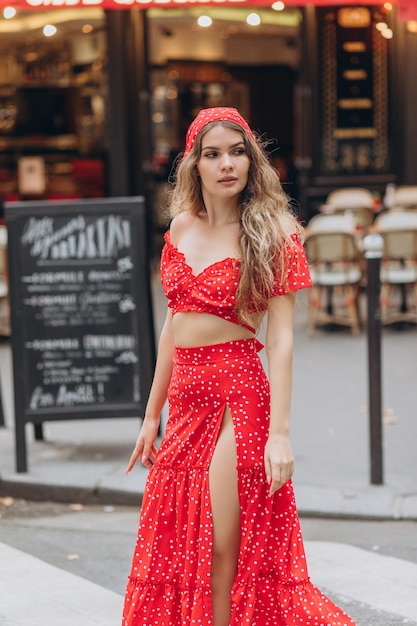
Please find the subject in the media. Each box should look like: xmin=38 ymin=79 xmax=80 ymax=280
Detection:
xmin=168 ymin=120 xmax=303 ymax=327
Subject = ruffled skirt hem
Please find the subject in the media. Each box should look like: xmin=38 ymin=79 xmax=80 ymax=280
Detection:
xmin=123 ymin=576 xmax=356 ymax=626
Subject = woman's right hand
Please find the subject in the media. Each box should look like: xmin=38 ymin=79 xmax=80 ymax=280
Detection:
xmin=126 ymin=416 xmax=160 ymax=472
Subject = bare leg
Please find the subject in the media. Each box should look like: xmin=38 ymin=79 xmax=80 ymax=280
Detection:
xmin=208 ymin=406 xmax=240 ymax=626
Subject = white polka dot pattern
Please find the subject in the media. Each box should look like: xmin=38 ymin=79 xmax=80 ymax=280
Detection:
xmin=160 ymin=231 xmax=312 ymax=334
xmin=184 ymin=107 xmax=255 ymax=156
xmin=272 ymin=233 xmax=313 ymax=297
xmin=122 ymin=339 xmax=356 ymax=626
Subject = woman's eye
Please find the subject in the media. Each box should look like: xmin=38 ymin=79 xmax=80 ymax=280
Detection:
xmin=203 ymin=151 xmax=217 ymax=158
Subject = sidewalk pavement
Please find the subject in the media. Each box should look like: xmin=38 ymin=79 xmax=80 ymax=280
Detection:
xmin=1 ymin=275 xmax=417 ymax=625
xmin=0 ymin=541 xmax=124 ymax=626
xmin=1 ymin=278 xmax=417 ymax=519
xmin=2 ymin=536 xmax=417 ymax=626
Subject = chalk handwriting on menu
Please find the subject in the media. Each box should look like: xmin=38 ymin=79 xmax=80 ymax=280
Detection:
xmin=30 ymin=384 xmax=96 ymax=410
xmin=21 ymin=215 xmax=131 ymax=260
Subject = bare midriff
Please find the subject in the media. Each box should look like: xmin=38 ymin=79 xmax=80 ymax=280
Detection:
xmin=172 ymin=312 xmax=262 ymax=348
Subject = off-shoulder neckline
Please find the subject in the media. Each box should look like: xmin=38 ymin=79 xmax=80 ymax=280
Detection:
xmin=163 ymin=230 xmax=241 ymax=279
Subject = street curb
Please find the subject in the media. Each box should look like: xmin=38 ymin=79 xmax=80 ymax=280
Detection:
xmin=0 ymin=478 xmax=142 ymax=507
xmin=2 ymin=476 xmax=417 ymax=521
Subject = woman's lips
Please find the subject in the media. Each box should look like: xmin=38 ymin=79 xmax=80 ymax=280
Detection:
xmin=218 ymin=177 xmax=237 ymax=184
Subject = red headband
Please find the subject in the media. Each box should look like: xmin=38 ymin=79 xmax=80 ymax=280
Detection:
xmin=184 ymin=107 xmax=255 ymax=156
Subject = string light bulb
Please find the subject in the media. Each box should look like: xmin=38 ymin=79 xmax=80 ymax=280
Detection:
xmin=43 ymin=24 xmax=57 ymax=37
xmin=3 ymin=6 xmax=16 ymax=18
xmin=197 ymin=15 xmax=212 ymax=28
xmin=380 ymin=27 xmax=393 ymax=39
xmin=246 ymin=13 xmax=261 ymax=26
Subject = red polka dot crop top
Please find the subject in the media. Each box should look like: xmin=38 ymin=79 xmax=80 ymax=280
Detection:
xmin=160 ymin=230 xmax=312 ymax=333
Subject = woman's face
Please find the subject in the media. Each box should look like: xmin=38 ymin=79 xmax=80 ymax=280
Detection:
xmin=196 ymin=125 xmax=250 ymax=203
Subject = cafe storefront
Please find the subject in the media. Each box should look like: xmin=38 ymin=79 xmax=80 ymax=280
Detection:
xmin=0 ymin=0 xmax=416 ymax=225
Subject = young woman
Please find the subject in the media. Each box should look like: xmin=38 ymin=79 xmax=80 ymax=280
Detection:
xmin=122 ymin=107 xmax=356 ymax=626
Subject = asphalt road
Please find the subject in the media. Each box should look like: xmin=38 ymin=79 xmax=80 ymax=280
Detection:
xmin=1 ymin=498 xmax=416 ymax=625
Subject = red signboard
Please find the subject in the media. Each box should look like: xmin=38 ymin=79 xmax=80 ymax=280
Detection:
xmin=1 ymin=0 xmax=413 ymax=21
xmin=0 ymin=0 xmax=395 ymax=8
xmin=283 ymin=0 xmax=388 ymax=3
xmin=398 ymin=0 xmax=417 ymax=20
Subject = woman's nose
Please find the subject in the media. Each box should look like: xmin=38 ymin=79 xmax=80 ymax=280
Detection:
xmin=220 ymin=154 xmax=233 ymax=169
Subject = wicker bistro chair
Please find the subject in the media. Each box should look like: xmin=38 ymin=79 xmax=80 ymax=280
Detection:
xmin=374 ymin=211 xmax=417 ymax=325
xmin=390 ymin=186 xmax=417 ymax=211
xmin=327 ymin=187 xmax=374 ymax=207
xmin=325 ymin=187 xmax=375 ymax=231
xmin=307 ymin=212 xmax=356 ymax=234
xmin=305 ymin=231 xmax=363 ymax=336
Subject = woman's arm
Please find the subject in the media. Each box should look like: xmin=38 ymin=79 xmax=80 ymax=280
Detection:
xmin=264 ymin=292 xmax=296 ymax=495
xmin=126 ymin=308 xmax=175 ymax=472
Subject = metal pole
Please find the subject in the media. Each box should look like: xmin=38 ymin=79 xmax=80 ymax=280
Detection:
xmin=0 ymin=383 xmax=5 ymax=427
xmin=363 ymin=234 xmax=384 ymax=485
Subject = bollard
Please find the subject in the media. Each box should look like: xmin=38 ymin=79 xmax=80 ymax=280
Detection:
xmin=363 ymin=233 xmax=384 ymax=485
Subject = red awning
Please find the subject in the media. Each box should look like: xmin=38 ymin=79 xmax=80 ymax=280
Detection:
xmin=0 ymin=0 xmax=409 ymax=17
xmin=397 ymin=0 xmax=417 ymax=21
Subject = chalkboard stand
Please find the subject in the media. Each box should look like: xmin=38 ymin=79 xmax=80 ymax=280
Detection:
xmin=34 ymin=423 xmax=44 ymax=440
xmin=15 ymin=419 xmax=27 ymax=473
xmin=15 ymin=419 xmax=45 ymax=472
xmin=6 ymin=196 xmax=155 ymax=473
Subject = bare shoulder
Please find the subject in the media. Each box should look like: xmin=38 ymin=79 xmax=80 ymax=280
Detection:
xmin=170 ymin=213 xmax=196 ymax=245
xmin=281 ymin=211 xmax=302 ymax=237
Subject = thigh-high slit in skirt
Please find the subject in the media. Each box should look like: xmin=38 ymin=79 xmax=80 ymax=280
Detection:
xmin=122 ymin=338 xmax=356 ymax=626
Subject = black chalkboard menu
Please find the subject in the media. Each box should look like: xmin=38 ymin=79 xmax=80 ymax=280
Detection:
xmin=5 ymin=197 xmax=155 ymax=472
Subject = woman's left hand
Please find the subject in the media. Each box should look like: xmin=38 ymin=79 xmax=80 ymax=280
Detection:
xmin=264 ymin=433 xmax=294 ymax=495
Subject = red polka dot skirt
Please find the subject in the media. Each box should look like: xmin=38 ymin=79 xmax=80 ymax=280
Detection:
xmin=122 ymin=339 xmax=356 ymax=625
